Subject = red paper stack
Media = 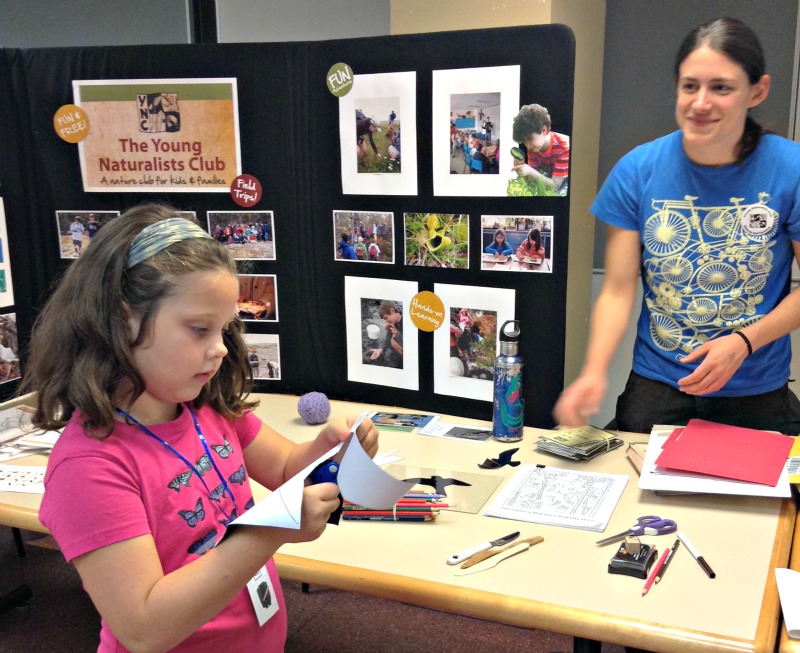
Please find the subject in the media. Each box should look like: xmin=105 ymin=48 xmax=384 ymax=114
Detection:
xmin=653 ymin=419 xmax=794 ymax=487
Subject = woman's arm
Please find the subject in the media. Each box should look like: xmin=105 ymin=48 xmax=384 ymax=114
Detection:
xmin=678 ymin=240 xmax=800 ymax=394
xmin=553 ymin=226 xmax=641 ymax=425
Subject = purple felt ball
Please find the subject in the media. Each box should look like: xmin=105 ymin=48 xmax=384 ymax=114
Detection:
xmin=298 ymin=392 xmax=331 ymax=425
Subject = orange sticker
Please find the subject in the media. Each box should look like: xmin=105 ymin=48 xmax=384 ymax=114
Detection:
xmin=409 ymin=291 xmax=445 ymax=332
xmin=53 ymin=104 xmax=90 ymax=143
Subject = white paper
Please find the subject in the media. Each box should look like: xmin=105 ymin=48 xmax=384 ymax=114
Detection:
xmin=776 ymin=568 xmax=800 ymax=639
xmin=418 ymin=420 xmax=493 ymax=443
xmin=638 ymin=427 xmax=792 ymax=498
xmin=0 ymin=464 xmax=46 ymax=493
xmin=484 ymin=464 xmax=628 ymax=532
xmin=230 ymin=442 xmax=344 ymax=530
xmin=228 ymin=413 xmax=415 ymax=532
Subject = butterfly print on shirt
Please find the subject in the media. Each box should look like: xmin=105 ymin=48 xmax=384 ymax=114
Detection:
xmin=188 ymin=529 xmax=217 ymax=556
xmin=178 ymin=497 xmax=205 ymax=527
xmin=211 ymin=436 xmax=233 ymax=459
xmin=167 ymin=470 xmax=193 ymax=492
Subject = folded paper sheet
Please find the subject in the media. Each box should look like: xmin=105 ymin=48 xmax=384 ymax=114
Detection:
xmin=653 ymin=419 xmax=793 ymax=486
xmin=226 ymin=413 xmax=415 ymax=534
xmin=776 ymin=568 xmax=800 ymax=639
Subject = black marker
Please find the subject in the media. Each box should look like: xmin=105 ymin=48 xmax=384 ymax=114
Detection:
xmin=677 ymin=530 xmax=716 ymax=579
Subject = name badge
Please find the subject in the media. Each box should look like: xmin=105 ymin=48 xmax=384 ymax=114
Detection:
xmin=246 ymin=564 xmax=279 ymax=626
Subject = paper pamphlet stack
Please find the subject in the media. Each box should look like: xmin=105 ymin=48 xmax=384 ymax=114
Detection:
xmin=638 ymin=421 xmax=793 ymax=497
xmin=536 ymin=424 xmax=623 ymax=461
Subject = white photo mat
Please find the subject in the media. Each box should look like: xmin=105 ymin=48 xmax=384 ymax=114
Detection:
xmin=433 ymin=283 xmax=515 ymax=402
xmin=339 ymin=71 xmax=418 ymax=196
xmin=344 ymin=276 xmax=419 ymax=390
xmin=432 ymin=65 xmax=520 ymax=197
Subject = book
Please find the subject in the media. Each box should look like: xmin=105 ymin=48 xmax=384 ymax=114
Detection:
xmin=536 ymin=424 xmax=624 ymax=461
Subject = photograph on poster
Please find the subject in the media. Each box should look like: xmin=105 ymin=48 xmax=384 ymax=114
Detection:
xmin=344 ymin=276 xmax=418 ymax=391
xmin=73 ymin=78 xmax=241 ymax=193
xmin=354 ymin=100 xmax=400 ymax=174
xmin=55 ymin=210 xmax=121 ymax=259
xmin=243 ymin=332 xmax=281 ymax=381
xmin=404 ymin=213 xmax=468 ymax=269
xmin=481 ymin=215 xmax=554 ymax=273
xmin=433 ymin=283 xmax=515 ymax=402
xmin=508 ymin=103 xmax=570 ymax=197
xmin=339 ymin=71 xmax=417 ymax=196
xmin=333 ymin=210 xmax=393 ymax=263
xmin=0 ymin=199 xmax=14 ymax=308
xmin=432 ymin=65 xmax=520 ymax=197
xmin=449 ymin=92 xmax=500 ymax=175
xmin=237 ymin=274 xmax=278 ymax=322
xmin=0 ymin=313 xmax=19 ymax=384
xmin=208 ymin=211 xmax=275 ymax=260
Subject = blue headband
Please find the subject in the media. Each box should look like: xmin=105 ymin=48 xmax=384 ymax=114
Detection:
xmin=127 ymin=218 xmax=211 ymax=268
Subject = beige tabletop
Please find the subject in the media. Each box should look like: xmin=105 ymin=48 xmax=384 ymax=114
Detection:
xmin=1 ymin=393 xmax=793 ymax=653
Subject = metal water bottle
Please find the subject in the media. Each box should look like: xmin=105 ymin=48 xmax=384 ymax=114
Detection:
xmin=492 ymin=320 xmax=524 ymax=442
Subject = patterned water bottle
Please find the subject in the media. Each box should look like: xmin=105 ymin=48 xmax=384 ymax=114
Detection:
xmin=492 ymin=320 xmax=524 ymax=442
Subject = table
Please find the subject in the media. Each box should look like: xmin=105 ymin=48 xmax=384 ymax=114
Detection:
xmin=0 ymin=393 xmax=794 ymax=653
xmin=481 ymin=254 xmax=551 ymax=272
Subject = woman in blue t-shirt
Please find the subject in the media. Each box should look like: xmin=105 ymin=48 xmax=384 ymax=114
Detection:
xmin=554 ymin=17 xmax=800 ymax=435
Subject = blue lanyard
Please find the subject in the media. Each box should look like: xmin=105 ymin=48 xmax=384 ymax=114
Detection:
xmin=116 ymin=404 xmax=239 ymax=521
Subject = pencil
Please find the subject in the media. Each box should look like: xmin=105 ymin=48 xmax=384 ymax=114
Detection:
xmin=642 ymin=547 xmax=670 ymax=596
xmin=654 ymin=538 xmax=680 ymax=584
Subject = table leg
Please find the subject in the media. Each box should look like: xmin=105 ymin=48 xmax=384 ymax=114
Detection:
xmin=573 ymin=636 xmax=602 ymax=653
xmin=0 ymin=584 xmax=32 ymax=614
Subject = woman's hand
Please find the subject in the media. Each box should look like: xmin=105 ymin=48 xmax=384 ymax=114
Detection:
xmin=553 ymin=372 xmax=608 ymax=427
xmin=677 ymin=334 xmax=749 ymax=395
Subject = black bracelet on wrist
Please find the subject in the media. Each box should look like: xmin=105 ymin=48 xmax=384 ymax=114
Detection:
xmin=734 ymin=330 xmax=753 ymax=357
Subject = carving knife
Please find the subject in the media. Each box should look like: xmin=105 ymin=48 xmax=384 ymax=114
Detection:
xmin=454 ymin=541 xmax=533 ymax=576
xmin=446 ymin=530 xmax=520 ymax=565
xmin=460 ymin=536 xmax=544 ymax=569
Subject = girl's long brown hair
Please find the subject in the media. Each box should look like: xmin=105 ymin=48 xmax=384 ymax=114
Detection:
xmin=20 ymin=204 xmax=257 ymax=438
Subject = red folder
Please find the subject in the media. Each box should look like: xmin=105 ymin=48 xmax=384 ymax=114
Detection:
xmin=653 ymin=419 xmax=793 ymax=486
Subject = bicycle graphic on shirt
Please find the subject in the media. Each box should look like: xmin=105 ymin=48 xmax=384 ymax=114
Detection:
xmin=641 ymin=193 xmax=777 ymax=358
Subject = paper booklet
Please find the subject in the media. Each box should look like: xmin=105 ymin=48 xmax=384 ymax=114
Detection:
xmin=222 ymin=412 xmax=415 ymax=539
xmin=484 ymin=464 xmax=628 ymax=532
xmin=638 ymin=425 xmax=792 ymax=498
xmin=536 ymin=424 xmax=624 ymax=461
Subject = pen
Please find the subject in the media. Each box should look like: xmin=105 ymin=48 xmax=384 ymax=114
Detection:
xmin=677 ymin=530 xmax=716 ymax=579
xmin=642 ymin=547 xmax=669 ymax=596
xmin=654 ymin=538 xmax=680 ymax=584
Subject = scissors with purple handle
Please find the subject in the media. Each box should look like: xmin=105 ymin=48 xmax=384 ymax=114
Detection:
xmin=595 ymin=515 xmax=677 ymax=547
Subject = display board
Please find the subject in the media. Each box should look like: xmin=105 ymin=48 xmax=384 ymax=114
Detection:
xmin=0 ymin=24 xmax=575 ymax=427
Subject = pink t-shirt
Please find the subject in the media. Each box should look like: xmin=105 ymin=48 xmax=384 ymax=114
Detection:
xmin=40 ymin=405 xmax=287 ymax=652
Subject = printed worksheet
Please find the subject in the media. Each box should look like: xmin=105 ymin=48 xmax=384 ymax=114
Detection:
xmin=484 ymin=464 xmax=628 ymax=531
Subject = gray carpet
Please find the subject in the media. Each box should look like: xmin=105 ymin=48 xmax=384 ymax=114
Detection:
xmin=0 ymin=527 xmax=624 ymax=652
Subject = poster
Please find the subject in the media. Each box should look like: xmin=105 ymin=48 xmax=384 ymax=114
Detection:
xmin=73 ymin=78 xmax=241 ymax=192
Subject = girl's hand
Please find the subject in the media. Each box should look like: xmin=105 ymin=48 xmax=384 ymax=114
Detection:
xmin=350 ymin=415 xmax=379 ymax=458
xmin=285 ymin=482 xmax=342 ymax=544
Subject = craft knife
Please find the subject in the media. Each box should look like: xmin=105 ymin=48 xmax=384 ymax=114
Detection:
xmin=446 ymin=530 xmax=520 ymax=565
